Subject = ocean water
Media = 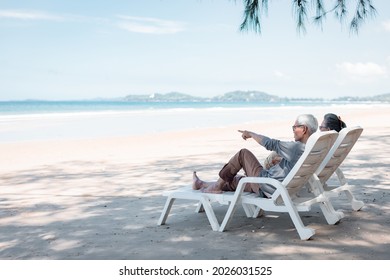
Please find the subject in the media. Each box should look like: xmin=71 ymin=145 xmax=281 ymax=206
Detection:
xmin=0 ymin=100 xmax=334 ymax=115
xmin=0 ymin=100 xmax=379 ymax=142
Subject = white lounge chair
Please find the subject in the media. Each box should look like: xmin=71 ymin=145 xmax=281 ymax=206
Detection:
xmin=158 ymin=130 xmax=339 ymax=240
xmin=309 ymin=126 xmax=364 ymax=211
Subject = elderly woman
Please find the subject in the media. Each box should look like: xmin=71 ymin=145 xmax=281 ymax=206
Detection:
xmin=319 ymin=113 xmax=347 ymax=132
xmin=193 ymin=114 xmax=318 ymax=197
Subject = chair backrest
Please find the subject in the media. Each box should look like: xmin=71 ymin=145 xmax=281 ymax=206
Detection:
xmin=315 ymin=126 xmax=363 ymax=184
xmin=282 ymin=130 xmax=338 ymax=197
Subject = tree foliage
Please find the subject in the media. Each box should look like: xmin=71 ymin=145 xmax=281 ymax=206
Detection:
xmin=236 ymin=0 xmax=377 ymax=34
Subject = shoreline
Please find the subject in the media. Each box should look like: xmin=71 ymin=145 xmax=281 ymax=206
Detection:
xmin=1 ymin=103 xmax=389 ymax=143
xmin=1 ymin=101 xmax=388 ymax=117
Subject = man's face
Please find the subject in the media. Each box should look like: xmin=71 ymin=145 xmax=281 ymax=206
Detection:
xmin=292 ymin=122 xmax=306 ymax=142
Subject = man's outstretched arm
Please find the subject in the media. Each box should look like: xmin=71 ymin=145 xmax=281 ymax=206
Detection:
xmin=238 ymin=130 xmax=265 ymax=146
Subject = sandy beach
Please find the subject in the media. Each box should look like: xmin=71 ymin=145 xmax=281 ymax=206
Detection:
xmin=0 ymin=105 xmax=389 ymax=260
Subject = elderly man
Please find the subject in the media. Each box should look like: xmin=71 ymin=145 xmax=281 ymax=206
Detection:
xmin=193 ymin=114 xmax=318 ymax=197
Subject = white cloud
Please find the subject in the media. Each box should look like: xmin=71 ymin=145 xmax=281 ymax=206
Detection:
xmin=116 ymin=16 xmax=185 ymax=34
xmin=336 ymin=62 xmax=388 ymax=81
xmin=0 ymin=9 xmax=64 ymax=21
xmin=0 ymin=10 xmax=184 ymax=34
xmin=382 ymin=20 xmax=390 ymax=32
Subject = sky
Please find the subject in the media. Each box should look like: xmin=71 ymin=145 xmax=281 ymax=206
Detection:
xmin=0 ymin=0 xmax=389 ymax=101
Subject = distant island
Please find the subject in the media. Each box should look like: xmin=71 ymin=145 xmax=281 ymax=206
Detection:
xmin=123 ymin=90 xmax=390 ymax=103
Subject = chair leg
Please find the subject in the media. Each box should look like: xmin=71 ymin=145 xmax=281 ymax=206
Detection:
xmin=343 ymin=189 xmax=365 ymax=211
xmin=242 ymin=203 xmax=256 ymax=217
xmin=219 ymin=197 xmax=242 ymax=232
xmin=252 ymin=207 xmax=264 ymax=218
xmin=319 ymin=200 xmax=344 ymax=224
xmin=157 ymin=197 xmax=176 ymax=225
xmin=219 ymin=179 xmax=250 ymax=232
xmin=309 ymin=176 xmax=344 ymax=224
xmin=195 ymin=202 xmax=205 ymax=213
xmin=242 ymin=204 xmax=264 ymax=218
xmin=200 ymin=196 xmax=220 ymax=231
xmin=335 ymin=168 xmax=364 ymax=211
xmin=287 ymin=207 xmax=315 ymax=240
xmin=279 ymin=190 xmax=315 ymax=240
xmin=158 ymin=195 xmax=221 ymax=231
xmin=287 ymin=206 xmax=316 ymax=240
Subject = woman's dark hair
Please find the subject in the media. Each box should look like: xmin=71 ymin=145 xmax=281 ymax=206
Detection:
xmin=324 ymin=113 xmax=347 ymax=132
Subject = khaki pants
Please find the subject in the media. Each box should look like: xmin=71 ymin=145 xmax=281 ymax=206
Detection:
xmin=219 ymin=148 xmax=263 ymax=194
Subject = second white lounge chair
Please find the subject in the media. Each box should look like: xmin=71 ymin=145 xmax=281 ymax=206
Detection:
xmin=309 ymin=126 xmax=364 ymax=211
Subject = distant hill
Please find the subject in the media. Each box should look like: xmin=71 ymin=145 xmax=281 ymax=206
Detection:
xmin=123 ymin=92 xmax=204 ymax=102
xmin=333 ymin=93 xmax=390 ymax=102
xmin=211 ymin=90 xmax=281 ymax=102
xmin=123 ymin=91 xmax=390 ymax=102
xmin=124 ymin=90 xmax=281 ymax=102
